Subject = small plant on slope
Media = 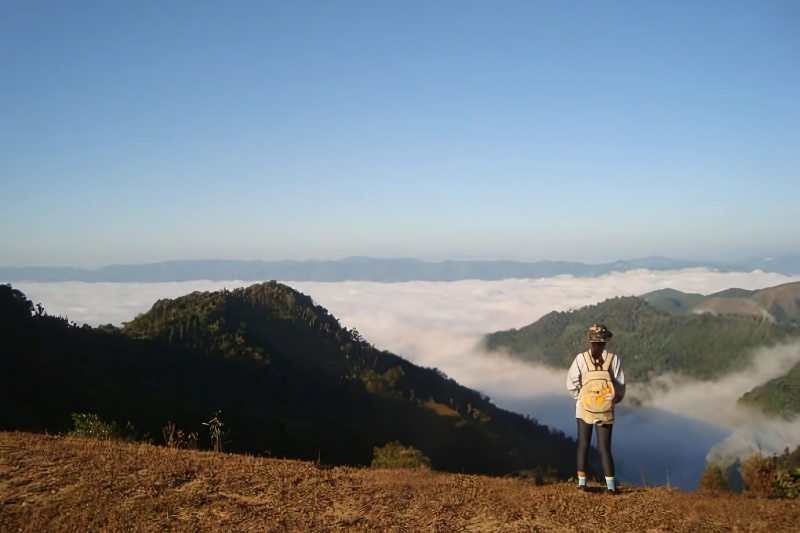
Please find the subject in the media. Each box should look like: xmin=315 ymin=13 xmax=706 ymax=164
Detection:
xmin=698 ymin=462 xmax=730 ymax=494
xmin=202 ymin=410 xmax=227 ymax=452
xmin=162 ymin=421 xmax=198 ymax=450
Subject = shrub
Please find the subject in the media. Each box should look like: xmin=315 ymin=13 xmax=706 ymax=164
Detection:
xmin=536 ymin=465 xmax=562 ymax=485
xmin=68 ymin=413 xmax=121 ymax=440
xmin=739 ymin=453 xmax=777 ymax=498
xmin=371 ymin=441 xmax=431 ymax=470
xmin=698 ymin=463 xmax=730 ymax=494
xmin=774 ymin=468 xmax=800 ymax=499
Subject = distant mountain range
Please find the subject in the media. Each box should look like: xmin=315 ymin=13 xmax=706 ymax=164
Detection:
xmin=2 ymin=254 xmax=799 ymax=283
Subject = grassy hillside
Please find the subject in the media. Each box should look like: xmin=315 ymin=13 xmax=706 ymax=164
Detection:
xmin=750 ymin=282 xmax=800 ymax=325
xmin=2 ymin=432 xmax=799 ymax=533
xmin=485 ymin=296 xmax=796 ymax=382
xmin=639 ymin=282 xmax=800 ymax=325
xmin=690 ymin=296 xmax=774 ymax=322
xmin=0 ymin=282 xmax=578 ymax=479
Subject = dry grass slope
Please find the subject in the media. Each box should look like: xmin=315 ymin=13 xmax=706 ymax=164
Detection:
xmin=688 ymin=282 xmax=800 ymax=325
xmin=2 ymin=432 xmax=800 ymax=532
xmin=751 ymin=282 xmax=800 ymax=324
xmin=689 ymin=296 xmax=775 ymax=322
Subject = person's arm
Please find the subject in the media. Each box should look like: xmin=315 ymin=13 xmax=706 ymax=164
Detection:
xmin=612 ymin=355 xmax=626 ymax=404
xmin=566 ymin=356 xmax=582 ymax=399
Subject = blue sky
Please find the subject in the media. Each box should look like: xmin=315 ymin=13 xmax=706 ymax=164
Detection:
xmin=1 ymin=1 xmax=798 ymax=268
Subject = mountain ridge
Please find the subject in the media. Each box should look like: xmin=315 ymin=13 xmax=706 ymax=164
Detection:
xmin=640 ymin=281 xmax=800 ymax=325
xmin=2 ymin=254 xmax=800 ymax=282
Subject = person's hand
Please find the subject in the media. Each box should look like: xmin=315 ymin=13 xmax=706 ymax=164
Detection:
xmin=604 ymin=392 xmax=615 ymax=402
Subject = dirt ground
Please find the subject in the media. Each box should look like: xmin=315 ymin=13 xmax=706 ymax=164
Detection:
xmin=1 ymin=432 xmax=798 ymax=532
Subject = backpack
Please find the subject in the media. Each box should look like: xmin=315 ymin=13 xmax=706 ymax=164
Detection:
xmin=578 ymin=351 xmax=616 ymax=425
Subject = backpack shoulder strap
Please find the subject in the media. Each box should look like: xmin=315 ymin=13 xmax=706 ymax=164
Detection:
xmin=581 ymin=351 xmax=594 ymax=370
xmin=583 ymin=351 xmax=606 ymax=371
xmin=602 ymin=353 xmax=615 ymax=371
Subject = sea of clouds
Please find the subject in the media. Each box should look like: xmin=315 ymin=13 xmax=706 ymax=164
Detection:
xmin=7 ymin=267 xmax=800 ymax=489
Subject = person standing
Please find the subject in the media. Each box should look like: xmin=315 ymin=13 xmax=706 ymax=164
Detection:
xmin=566 ymin=324 xmax=626 ymax=495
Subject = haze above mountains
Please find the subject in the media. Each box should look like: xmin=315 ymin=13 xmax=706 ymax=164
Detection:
xmin=2 ymin=254 xmax=800 ymax=283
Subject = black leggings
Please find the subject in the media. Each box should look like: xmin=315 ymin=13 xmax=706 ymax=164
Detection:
xmin=576 ymin=419 xmax=614 ymax=478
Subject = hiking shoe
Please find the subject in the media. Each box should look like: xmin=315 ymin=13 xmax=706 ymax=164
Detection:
xmin=576 ymin=485 xmax=587 ymax=492
xmin=606 ymin=488 xmax=619 ymax=496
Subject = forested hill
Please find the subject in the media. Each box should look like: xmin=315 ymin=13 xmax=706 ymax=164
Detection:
xmin=739 ymin=362 xmax=800 ymax=418
xmin=0 ymin=282 xmax=581 ymax=479
xmin=484 ymin=296 xmax=797 ymax=383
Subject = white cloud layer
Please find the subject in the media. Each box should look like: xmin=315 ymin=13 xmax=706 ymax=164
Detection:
xmin=628 ymin=343 xmax=800 ymax=428
xmin=7 ymin=267 xmax=800 ymax=486
xmin=9 ymin=268 xmax=800 ymax=405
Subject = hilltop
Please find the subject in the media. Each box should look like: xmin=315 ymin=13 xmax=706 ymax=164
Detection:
xmin=0 ymin=282 xmax=579 ymax=479
xmin=636 ymin=288 xmax=706 ymax=315
xmin=639 ymin=281 xmax=800 ymax=325
xmin=2 ymin=431 xmax=798 ymax=533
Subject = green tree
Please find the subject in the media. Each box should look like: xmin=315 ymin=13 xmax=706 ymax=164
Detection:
xmin=698 ymin=463 xmax=730 ymax=494
xmin=68 ymin=413 xmax=120 ymax=440
xmin=371 ymin=441 xmax=432 ymax=470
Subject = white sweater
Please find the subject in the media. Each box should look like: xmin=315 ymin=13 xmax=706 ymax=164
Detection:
xmin=565 ymin=350 xmax=626 ymax=418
